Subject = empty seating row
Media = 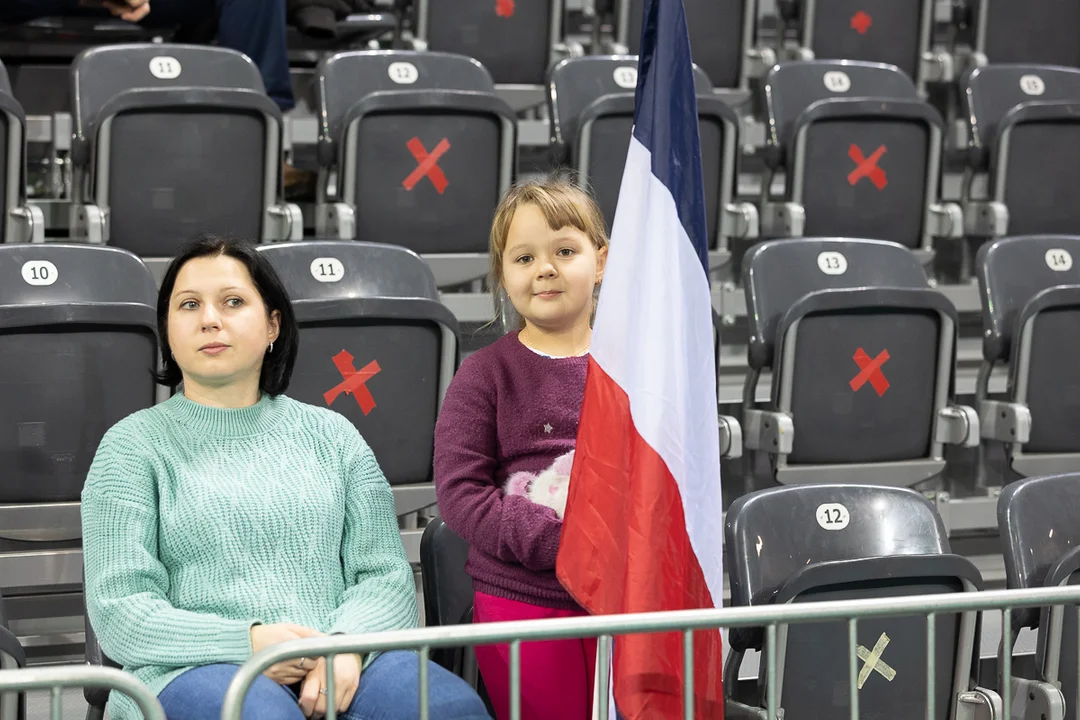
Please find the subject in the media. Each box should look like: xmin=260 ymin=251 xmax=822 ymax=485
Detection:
xmin=424 ymin=476 xmax=1080 ymax=720
xmin=8 ymin=48 xmax=1080 ymax=288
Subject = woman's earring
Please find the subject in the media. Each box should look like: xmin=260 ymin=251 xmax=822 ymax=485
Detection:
xmin=268 ymin=341 xmax=274 ymax=354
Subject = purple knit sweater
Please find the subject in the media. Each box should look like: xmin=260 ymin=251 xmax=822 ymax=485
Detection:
xmin=433 ymin=331 xmax=587 ymax=610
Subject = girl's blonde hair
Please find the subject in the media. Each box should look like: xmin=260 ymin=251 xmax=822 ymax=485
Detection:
xmin=489 ymin=175 xmax=610 ymax=329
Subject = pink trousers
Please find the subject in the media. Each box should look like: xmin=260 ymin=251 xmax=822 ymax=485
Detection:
xmin=472 ymin=591 xmax=598 ymax=720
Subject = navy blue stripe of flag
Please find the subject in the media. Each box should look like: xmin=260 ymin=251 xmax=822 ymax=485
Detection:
xmin=631 ymin=0 xmax=711 ymax=277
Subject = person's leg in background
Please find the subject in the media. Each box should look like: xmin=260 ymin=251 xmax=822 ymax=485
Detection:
xmin=473 ymin=591 xmax=598 ymax=720
xmin=340 ymin=650 xmax=492 ymax=720
xmin=158 ymin=663 xmax=304 ymax=720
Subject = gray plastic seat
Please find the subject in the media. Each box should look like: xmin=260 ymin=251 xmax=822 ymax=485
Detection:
xmin=761 ymin=61 xmax=959 ymax=253
xmin=615 ymin=0 xmax=758 ymax=89
xmin=314 ymin=50 xmax=517 ymax=288
xmin=997 ymin=475 xmax=1080 ymax=720
xmin=413 ymin=0 xmax=566 ymax=86
xmin=68 ymin=44 xmax=301 ymax=256
xmin=967 ymin=0 xmax=1080 ymax=69
xmin=0 ymin=244 xmax=157 ymax=591
xmin=974 ymin=235 xmax=1080 ymax=477
xmin=741 ymin=238 xmax=978 ymax=487
xmin=960 ymin=65 xmax=1080 ymax=240
xmin=0 ymin=59 xmax=42 ymax=244
xmin=256 ymin=240 xmax=459 ymax=558
xmin=773 ymin=0 xmax=943 ymax=91
xmin=548 ymin=56 xmax=757 ymax=269
xmin=725 ymin=484 xmax=998 ymax=719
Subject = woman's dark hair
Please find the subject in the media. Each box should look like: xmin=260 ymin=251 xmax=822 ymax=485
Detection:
xmin=154 ymin=233 xmax=299 ymax=395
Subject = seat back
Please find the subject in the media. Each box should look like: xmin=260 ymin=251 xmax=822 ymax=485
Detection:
xmin=420 ymin=0 xmax=561 ymax=85
xmin=419 ymin=518 xmax=475 ymax=671
xmin=963 ymin=64 xmax=1080 ymax=168
xmin=744 ymin=238 xmax=954 ymax=474
xmin=797 ymin=0 xmax=932 ymax=81
xmin=257 ymin=241 xmax=459 ymax=488
xmin=977 ymin=236 xmax=1080 ymax=456
xmin=548 ymin=56 xmax=723 ymax=236
xmin=765 ymin=61 xmax=936 ymax=248
xmin=999 ymin=474 xmax=1080 ymax=705
xmin=71 ymin=44 xmax=281 ymax=255
xmin=727 ymin=484 xmax=979 ymax=719
xmin=316 ymin=51 xmax=514 ymax=261
xmin=622 ymin=0 xmax=752 ymax=88
xmin=0 ymin=245 xmax=157 ymax=540
xmin=978 ymin=0 xmax=1080 ymax=68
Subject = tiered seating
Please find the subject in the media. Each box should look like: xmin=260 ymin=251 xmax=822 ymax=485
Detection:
xmin=0 ymin=59 xmax=41 ymax=244
xmin=68 ymin=44 xmax=301 ymax=255
xmin=741 ymin=238 xmax=978 ymax=487
xmin=548 ymin=55 xmax=756 ymax=267
xmin=314 ymin=49 xmax=516 ymax=288
xmin=760 ymin=60 xmax=961 ymax=254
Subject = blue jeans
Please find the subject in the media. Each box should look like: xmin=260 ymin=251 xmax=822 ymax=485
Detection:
xmin=158 ymin=651 xmax=491 ymax=720
xmin=0 ymin=0 xmax=294 ymax=111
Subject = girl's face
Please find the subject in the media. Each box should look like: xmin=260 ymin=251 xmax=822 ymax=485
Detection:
xmin=500 ymin=203 xmax=607 ymax=334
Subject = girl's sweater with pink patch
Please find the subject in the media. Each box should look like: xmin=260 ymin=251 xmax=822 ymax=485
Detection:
xmin=433 ymin=331 xmax=587 ymax=610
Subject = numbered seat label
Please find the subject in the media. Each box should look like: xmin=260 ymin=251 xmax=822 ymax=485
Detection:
xmin=149 ymin=56 xmax=182 ymax=80
xmin=817 ymin=251 xmax=848 ymax=275
xmin=823 ymin=71 xmax=851 ymax=93
xmin=310 ymin=257 xmax=345 ymax=283
xmin=1046 ymin=248 xmax=1073 ymax=271
xmin=613 ymin=66 xmax=638 ymax=89
xmin=816 ymin=503 xmax=850 ymax=530
xmin=21 ymin=260 xmax=58 ymax=286
xmin=1020 ymin=74 xmax=1046 ymax=96
xmin=388 ymin=62 xmax=419 ymax=85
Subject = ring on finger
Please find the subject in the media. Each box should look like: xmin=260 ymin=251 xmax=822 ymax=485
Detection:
xmin=295 ymin=657 xmax=308 ymax=670
xmin=319 ymin=687 xmax=328 ymax=695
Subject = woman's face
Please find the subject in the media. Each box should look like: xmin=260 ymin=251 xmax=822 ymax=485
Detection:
xmin=167 ymin=254 xmax=280 ymax=392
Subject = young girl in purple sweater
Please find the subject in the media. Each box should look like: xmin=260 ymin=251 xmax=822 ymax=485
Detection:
xmin=433 ymin=177 xmax=609 ymax=720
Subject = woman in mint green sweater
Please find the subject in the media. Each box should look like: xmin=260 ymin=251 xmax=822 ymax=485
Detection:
xmin=82 ymin=235 xmax=489 ymax=720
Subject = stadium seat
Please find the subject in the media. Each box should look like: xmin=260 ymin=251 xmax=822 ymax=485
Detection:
xmin=760 ymin=61 xmax=961 ymax=255
xmin=0 ymin=59 xmax=43 ymax=244
xmin=0 ymin=244 xmax=157 ymax=592
xmin=547 ymin=56 xmax=758 ymax=268
xmin=771 ymin=0 xmax=950 ymax=90
xmin=997 ymin=475 xmax=1079 ymax=720
xmin=412 ymin=0 xmax=570 ymax=87
xmin=725 ymin=484 xmax=1000 ymax=720
xmin=960 ymin=65 xmax=1080 ymax=242
xmin=83 ymin=601 xmax=120 ymax=720
xmin=67 ymin=44 xmax=301 ymax=259
xmin=965 ymin=0 xmax=1080 ymax=69
xmin=257 ymin=240 xmax=459 ymax=562
xmin=313 ymin=50 xmax=517 ymax=288
xmin=974 ymin=235 xmax=1080 ymax=477
xmin=741 ymin=238 xmax=978 ymax=487
xmin=0 ymin=591 xmax=26 ymax=720
xmin=613 ymin=0 xmax=762 ymax=89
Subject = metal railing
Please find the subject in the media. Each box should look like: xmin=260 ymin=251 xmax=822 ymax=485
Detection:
xmin=0 ymin=665 xmax=165 ymax=720
xmin=221 ymin=585 xmax=1080 ymax=720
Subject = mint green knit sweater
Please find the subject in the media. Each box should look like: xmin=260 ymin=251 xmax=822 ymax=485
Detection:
xmin=81 ymin=392 xmax=419 ymax=720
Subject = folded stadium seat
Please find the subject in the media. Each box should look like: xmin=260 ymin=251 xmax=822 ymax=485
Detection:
xmin=257 ymin=240 xmax=459 ymax=563
xmin=959 ymin=65 xmax=1080 ymax=251
xmin=759 ymin=60 xmax=962 ymax=260
xmin=0 ymin=591 xmax=27 ymax=720
xmin=974 ymin=235 xmax=1080 ymax=478
xmin=0 ymin=244 xmax=157 ymax=595
xmin=611 ymin=0 xmax=766 ymax=89
xmin=419 ymin=521 xmax=483 ymax=686
xmin=725 ymin=484 xmax=1001 ymax=719
xmin=313 ymin=50 xmax=517 ymax=288
xmin=410 ymin=0 xmax=576 ymax=88
xmin=67 ymin=44 xmax=301 ymax=272
xmin=0 ymin=59 xmax=43 ymax=244
xmin=964 ymin=0 xmax=1080 ymax=69
xmin=741 ymin=238 xmax=979 ymax=487
xmin=769 ymin=0 xmax=952 ymax=92
xmin=998 ymin=475 xmax=1080 ymax=720
xmin=547 ymin=55 xmax=758 ymax=270
xmin=83 ymin=603 xmax=120 ymax=720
